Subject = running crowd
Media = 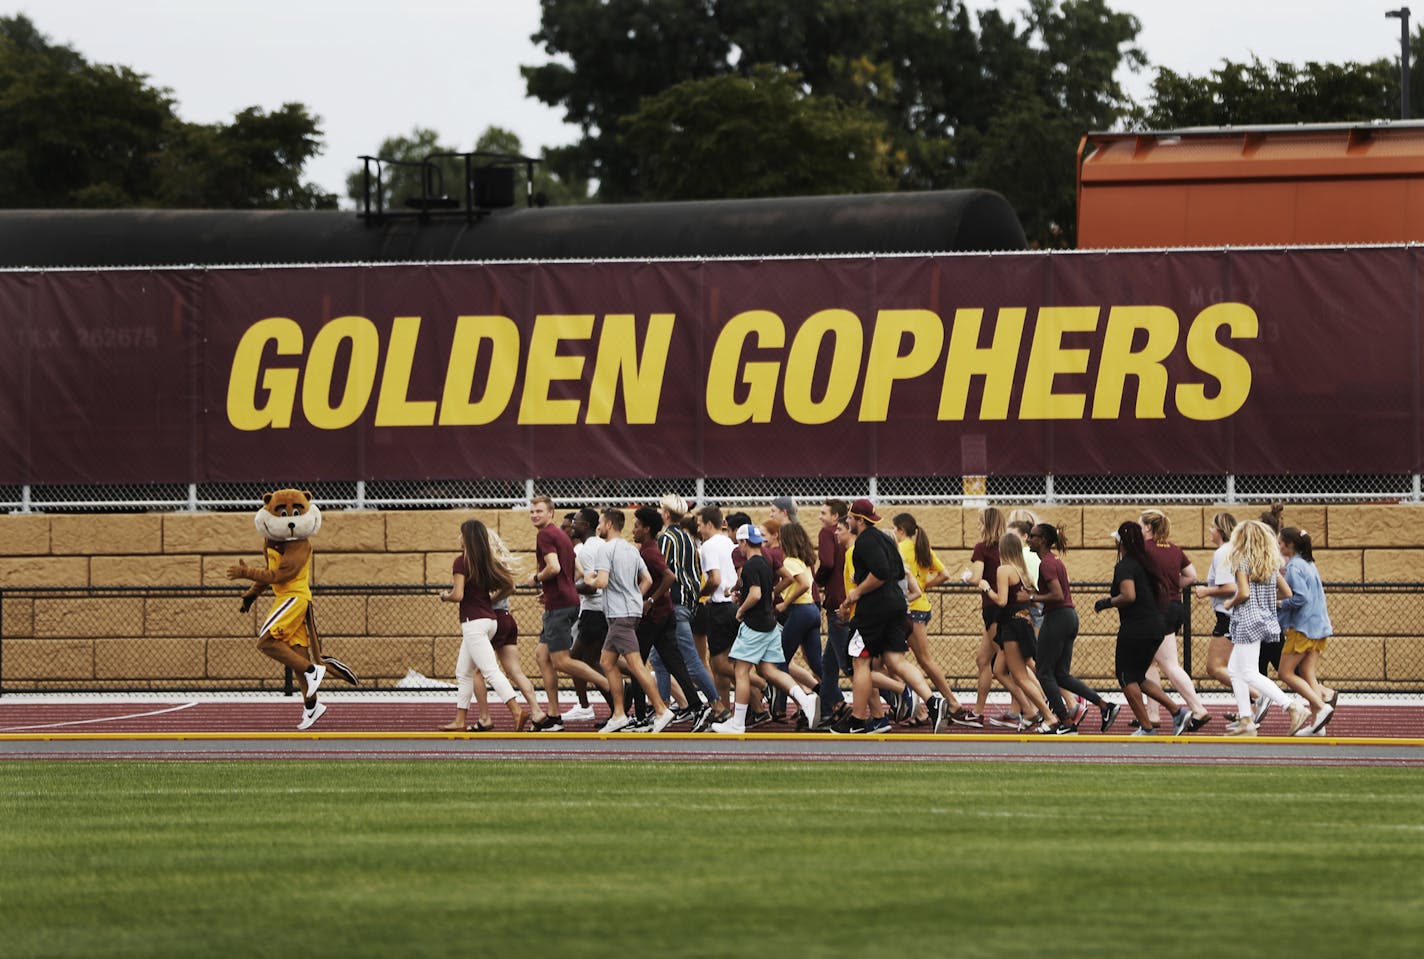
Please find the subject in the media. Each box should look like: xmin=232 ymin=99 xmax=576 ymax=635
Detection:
xmin=438 ymin=496 xmax=1338 ymax=737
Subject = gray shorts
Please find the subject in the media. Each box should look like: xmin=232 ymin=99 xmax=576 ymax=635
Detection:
xmin=540 ymin=606 xmax=578 ymax=652
xmin=603 ymin=616 xmax=641 ymax=656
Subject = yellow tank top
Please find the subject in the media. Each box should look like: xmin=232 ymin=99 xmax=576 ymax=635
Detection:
xmin=266 ymin=545 xmax=312 ymax=601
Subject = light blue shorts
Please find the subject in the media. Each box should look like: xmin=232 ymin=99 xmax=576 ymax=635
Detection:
xmin=730 ymin=622 xmax=784 ymax=663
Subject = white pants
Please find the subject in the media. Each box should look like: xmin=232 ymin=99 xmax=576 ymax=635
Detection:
xmin=456 ymin=617 xmax=516 ymax=709
xmin=1227 ymin=641 xmax=1291 ymax=717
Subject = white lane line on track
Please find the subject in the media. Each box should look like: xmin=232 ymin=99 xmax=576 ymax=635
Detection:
xmin=0 ymin=702 xmax=199 ymax=732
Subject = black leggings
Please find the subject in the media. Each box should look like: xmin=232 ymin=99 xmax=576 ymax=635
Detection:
xmin=1035 ymin=607 xmax=1103 ymax=722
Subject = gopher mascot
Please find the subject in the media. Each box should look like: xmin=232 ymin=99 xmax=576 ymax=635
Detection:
xmin=226 ymin=489 xmax=357 ymax=730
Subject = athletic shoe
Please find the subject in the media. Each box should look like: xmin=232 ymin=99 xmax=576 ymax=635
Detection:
xmin=865 ymin=715 xmax=891 ymax=734
xmin=928 ymin=694 xmax=947 ymax=735
xmin=297 ymin=700 xmax=327 ymax=730
xmin=747 ymin=710 xmax=773 ymax=729
xmin=1070 ymin=700 xmax=1089 ymax=728
xmin=651 ymin=710 xmax=675 ymax=733
xmin=322 ymin=657 xmax=358 ymax=686
xmin=986 ymin=711 xmax=1023 ymax=729
xmin=1187 ymin=712 xmax=1213 ymax=733
xmin=1252 ymin=695 xmax=1272 ymax=726
xmin=952 ymin=709 xmax=985 ymax=729
xmin=800 ymin=694 xmax=819 ymax=729
xmin=563 ymin=703 xmax=597 ymax=722
xmin=1052 ymin=722 xmax=1079 ymax=735
xmin=1172 ymin=706 xmax=1193 ymax=737
xmin=1129 ymin=725 xmax=1156 ymax=736
xmin=1286 ymin=703 xmax=1312 ymax=737
xmin=710 ymin=718 xmax=746 ymax=734
xmin=690 ymin=706 xmax=717 ymax=733
xmin=830 ymin=713 xmax=867 ymax=735
xmin=1224 ymin=717 xmax=1257 ymax=737
xmin=532 ymin=714 xmax=564 ymax=732
xmin=1309 ymin=703 xmax=1336 ymax=734
xmin=895 ymin=688 xmax=917 ymax=724
xmin=303 ymin=662 xmax=326 ymax=700
xmin=1100 ymin=701 xmax=1122 ymax=733
xmin=625 ymin=714 xmax=653 ymax=733
xmin=795 ymin=713 xmax=812 ymax=732
xmin=599 ymin=715 xmax=631 ymax=733
xmin=666 ymin=705 xmax=699 ymax=726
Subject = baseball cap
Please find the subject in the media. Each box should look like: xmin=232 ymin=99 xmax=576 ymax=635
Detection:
xmin=735 ymin=523 xmax=766 ymax=544
xmin=849 ymin=498 xmax=880 ymax=523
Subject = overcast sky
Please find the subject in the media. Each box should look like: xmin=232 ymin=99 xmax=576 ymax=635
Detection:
xmin=15 ymin=1 xmax=1412 ymax=202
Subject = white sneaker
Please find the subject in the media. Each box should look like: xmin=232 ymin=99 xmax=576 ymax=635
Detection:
xmin=651 ymin=710 xmax=675 ymax=733
xmin=599 ymin=715 xmax=631 ymax=733
xmin=1252 ymin=695 xmax=1272 ymax=726
xmin=710 ymin=719 xmax=746 ymax=734
xmin=563 ymin=704 xmax=597 ymax=722
xmin=297 ymin=700 xmax=327 ymax=730
xmin=1307 ymin=703 xmax=1335 ymax=735
xmin=1286 ymin=703 xmax=1312 ymax=736
xmin=304 ymin=663 xmax=327 ymax=700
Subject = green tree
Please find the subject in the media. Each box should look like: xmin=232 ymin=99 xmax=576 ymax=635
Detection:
xmin=0 ymin=14 xmax=333 ymax=209
xmin=620 ymin=66 xmax=897 ymax=199
xmin=1138 ymin=57 xmax=1398 ymax=128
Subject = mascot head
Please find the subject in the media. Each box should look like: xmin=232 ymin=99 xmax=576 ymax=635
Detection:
xmin=255 ymin=488 xmax=322 ymax=542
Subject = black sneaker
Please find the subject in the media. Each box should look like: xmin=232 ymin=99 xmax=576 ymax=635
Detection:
xmin=689 ymin=705 xmax=715 ymax=733
xmin=747 ymin=709 xmax=773 ymax=728
xmin=927 ymin=694 xmax=946 ymax=734
xmin=830 ymin=713 xmax=867 ymax=735
xmin=794 ymin=712 xmax=812 ymax=732
xmin=881 ymin=690 xmax=901 ymax=717
xmin=532 ymin=714 xmax=564 ymax=732
xmin=1052 ymin=722 xmax=1079 ymax=735
xmin=667 ymin=705 xmax=698 ymax=726
xmin=1099 ymin=702 xmax=1122 ymax=734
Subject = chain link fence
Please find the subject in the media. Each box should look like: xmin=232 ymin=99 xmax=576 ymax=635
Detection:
xmin=3 ymin=583 xmax=1420 ymax=697
xmin=4 ymin=473 xmax=1422 ymax=513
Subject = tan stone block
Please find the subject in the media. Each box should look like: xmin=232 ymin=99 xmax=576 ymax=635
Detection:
xmin=1269 ymin=505 xmax=1326 ymax=542
xmin=369 ymin=594 xmax=448 ymax=637
xmin=317 ymin=511 xmax=387 ymax=552
xmin=0 ymin=557 xmax=89 ymax=587
xmin=320 ymin=636 xmax=439 ymax=681
xmin=1064 ymin=549 xmax=1120 ymax=586
xmin=917 ymin=635 xmax=982 ymax=681
xmin=95 ymin=637 xmax=206 ymax=679
xmin=907 ymin=506 xmax=961 ymax=549
xmin=0 ymin=639 xmax=93 ymax=680
xmin=1314 ymin=550 xmax=1362 ymax=583
xmin=427 ymin=551 xmax=460 ymax=586
xmin=497 ymin=509 xmax=540 ymax=553
xmin=1068 ymin=636 xmax=1118 ymax=682
xmin=1080 ymin=506 xmax=1139 ymax=548
xmin=34 ymin=597 xmax=143 ymax=637
xmin=1326 ymin=505 xmax=1424 ymax=548
xmin=1326 ymin=591 xmax=1424 ymax=635
xmin=1385 ymin=637 xmax=1424 ymax=681
xmin=145 ymin=596 xmax=254 ymax=637
xmin=385 ymin=509 xmax=503 ymax=552
xmin=164 ymin=513 xmax=259 ymax=554
xmin=202 ymin=555 xmax=267 ymax=587
xmin=2 ymin=596 xmax=33 ymax=637
xmin=1363 ymin=550 xmax=1424 ymax=582
xmin=205 ymin=637 xmax=279 ymax=680
xmin=315 ymin=553 xmax=425 ymax=585
xmin=310 ymin=594 xmax=367 ymax=637
xmin=51 ymin=515 xmax=163 ymax=556
xmin=1322 ymin=636 xmax=1385 ymax=681
xmin=0 ymin=515 xmax=51 ymax=555
xmin=91 ymin=555 xmax=202 ymax=587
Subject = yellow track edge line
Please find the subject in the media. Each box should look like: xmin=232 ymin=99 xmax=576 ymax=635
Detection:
xmin=1 ymin=731 xmax=1421 ymax=747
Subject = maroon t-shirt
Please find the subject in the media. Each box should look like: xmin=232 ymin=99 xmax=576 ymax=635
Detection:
xmin=639 ymin=539 xmax=674 ymax=622
xmin=1145 ymin=541 xmax=1191 ymax=604
xmin=816 ymin=526 xmax=845 ymax=611
xmin=972 ymin=541 xmax=1000 ymax=609
xmin=535 ymin=524 xmax=579 ymax=610
xmin=451 ymin=554 xmax=496 ymax=621
xmin=1035 ymin=551 xmax=1074 ymax=612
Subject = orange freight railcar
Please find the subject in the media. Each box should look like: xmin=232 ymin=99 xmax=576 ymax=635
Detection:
xmin=1077 ymin=121 xmax=1424 ymax=248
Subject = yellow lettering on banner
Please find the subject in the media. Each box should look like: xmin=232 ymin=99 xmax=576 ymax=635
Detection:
xmin=518 ymin=314 xmax=595 ymax=425
xmin=439 ymin=315 xmax=520 ymax=425
xmin=859 ymin=309 xmax=944 ymax=421
xmin=1091 ymin=306 xmax=1178 ymax=419
xmin=303 ymin=316 xmax=379 ymax=430
xmin=783 ymin=309 xmax=862 ymax=424
xmin=227 ymin=316 xmax=303 ymax=430
xmin=706 ymin=310 xmax=785 ymax=425
xmin=587 ymin=313 xmax=675 ymax=424
xmin=1177 ymin=302 xmax=1257 ymax=420
xmin=374 ymin=316 xmax=437 ymax=426
xmin=938 ymin=308 xmax=1025 ymax=420
xmin=1019 ymin=307 xmax=1099 ymax=419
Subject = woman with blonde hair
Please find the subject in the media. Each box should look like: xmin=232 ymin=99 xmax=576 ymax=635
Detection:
xmin=1222 ymin=521 xmax=1310 ymax=736
xmin=964 ymin=507 xmax=1032 ymax=726
xmin=981 ymin=531 xmax=1059 ymax=732
xmin=1138 ymin=509 xmax=1210 ymax=735
xmin=1277 ymin=527 xmax=1337 ymax=734
xmin=438 ymin=519 xmax=526 ymax=732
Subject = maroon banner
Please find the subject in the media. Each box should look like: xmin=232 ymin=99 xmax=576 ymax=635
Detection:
xmin=0 ymin=249 xmax=1415 ymax=484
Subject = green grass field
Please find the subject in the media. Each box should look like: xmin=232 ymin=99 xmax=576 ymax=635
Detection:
xmin=2 ymin=760 xmax=1421 ymax=958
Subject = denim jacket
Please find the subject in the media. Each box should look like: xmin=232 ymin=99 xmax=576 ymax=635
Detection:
xmin=1277 ymin=556 xmax=1332 ymax=639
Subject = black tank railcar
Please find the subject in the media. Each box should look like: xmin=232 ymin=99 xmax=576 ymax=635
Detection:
xmin=0 ymin=189 xmax=1025 ymax=268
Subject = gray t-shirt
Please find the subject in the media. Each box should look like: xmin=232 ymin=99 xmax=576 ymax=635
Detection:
xmin=574 ymin=539 xmax=606 ymax=613
xmin=595 ymin=537 xmax=648 ymax=619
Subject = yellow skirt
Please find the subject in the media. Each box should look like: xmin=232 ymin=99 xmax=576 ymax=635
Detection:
xmin=1283 ymin=628 xmax=1327 ymax=655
